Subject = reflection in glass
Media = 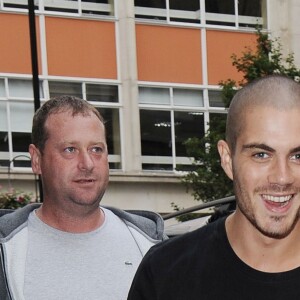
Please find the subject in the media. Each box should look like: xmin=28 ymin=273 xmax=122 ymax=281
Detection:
xmin=139 ymin=87 xmax=170 ymax=105
xmin=96 ymin=107 xmax=121 ymax=169
xmin=208 ymin=90 xmax=224 ymax=108
xmin=205 ymin=0 xmax=235 ymax=26
xmin=43 ymin=0 xmax=113 ymax=16
xmin=9 ymin=79 xmax=44 ymax=98
xmin=173 ymin=89 xmax=204 ymax=107
xmin=0 ymin=131 xmax=9 ymax=167
xmin=12 ymin=132 xmax=32 ymax=167
xmin=140 ymin=109 xmax=172 ymax=156
xmin=87 ymin=84 xmax=118 ymax=103
xmin=49 ymin=82 xmax=82 ymax=98
xmin=10 ymin=102 xmax=34 ymax=133
xmin=174 ymin=111 xmax=205 ymax=157
xmin=134 ymin=0 xmax=167 ymax=20
xmin=0 ymin=79 xmax=5 ymax=97
xmin=209 ymin=113 xmax=227 ymax=140
xmin=238 ymin=0 xmax=262 ymax=28
xmin=169 ymin=0 xmax=200 ymax=23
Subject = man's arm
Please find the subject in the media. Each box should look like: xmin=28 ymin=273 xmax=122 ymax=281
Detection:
xmin=127 ymin=250 xmax=157 ymax=300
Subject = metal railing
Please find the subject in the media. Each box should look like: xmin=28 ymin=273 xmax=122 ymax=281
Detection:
xmin=163 ymin=195 xmax=235 ymax=220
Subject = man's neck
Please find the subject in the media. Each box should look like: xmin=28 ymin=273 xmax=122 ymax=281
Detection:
xmin=36 ymin=204 xmax=105 ymax=233
xmin=226 ymin=212 xmax=300 ymax=272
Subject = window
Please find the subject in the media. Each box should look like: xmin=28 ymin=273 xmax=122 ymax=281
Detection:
xmin=1 ymin=0 xmax=115 ymax=17
xmin=0 ymin=78 xmax=121 ymax=170
xmin=135 ymin=0 xmax=264 ymax=28
xmin=173 ymin=89 xmax=204 ymax=107
xmin=169 ymin=0 xmax=200 ymax=23
xmin=96 ymin=107 xmax=121 ymax=169
xmin=135 ymin=0 xmax=167 ymax=21
xmin=0 ymin=79 xmax=42 ymax=168
xmin=208 ymin=90 xmax=224 ymax=108
xmin=0 ymin=79 xmax=5 ymax=97
xmin=139 ymin=86 xmax=206 ymax=171
xmin=86 ymin=84 xmax=118 ymax=103
xmin=209 ymin=112 xmax=227 ymax=139
xmin=205 ymin=0 xmax=262 ymax=28
xmin=49 ymin=82 xmax=82 ymax=98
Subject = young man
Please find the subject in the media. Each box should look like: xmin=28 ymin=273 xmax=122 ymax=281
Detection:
xmin=0 ymin=96 xmax=166 ymax=300
xmin=128 ymin=75 xmax=300 ymax=299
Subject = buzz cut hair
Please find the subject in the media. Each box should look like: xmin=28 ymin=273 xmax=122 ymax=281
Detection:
xmin=226 ymin=74 xmax=300 ymax=152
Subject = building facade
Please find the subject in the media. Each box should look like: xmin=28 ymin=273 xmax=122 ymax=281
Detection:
xmin=0 ymin=0 xmax=298 ymax=213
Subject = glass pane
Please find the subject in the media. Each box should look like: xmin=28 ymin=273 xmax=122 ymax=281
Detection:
xmin=209 ymin=113 xmax=227 ymax=140
xmin=173 ymin=89 xmax=204 ymax=106
xmin=142 ymin=163 xmax=173 ymax=171
xmin=87 ymin=84 xmax=119 ymax=103
xmin=0 ymin=102 xmax=7 ymax=131
xmin=11 ymin=132 xmax=32 ymax=168
xmin=238 ymin=0 xmax=261 ymax=16
xmin=238 ymin=0 xmax=262 ymax=28
xmin=82 ymin=0 xmax=114 ymax=16
xmin=169 ymin=0 xmax=200 ymax=23
xmin=12 ymin=132 xmax=31 ymax=152
xmin=0 ymin=132 xmax=9 ymax=152
xmin=205 ymin=0 xmax=235 ymax=26
xmin=2 ymin=0 xmax=30 ymax=9
xmin=44 ymin=0 xmax=79 ymax=13
xmin=10 ymin=102 xmax=35 ymax=133
xmin=13 ymin=153 xmax=31 ymax=168
xmin=174 ymin=111 xmax=205 ymax=156
xmin=139 ymin=87 xmax=170 ymax=105
xmin=135 ymin=0 xmax=167 ymax=20
xmin=44 ymin=0 xmax=113 ymax=15
xmin=0 ymin=79 xmax=5 ymax=97
xmin=9 ymin=79 xmax=33 ymax=98
xmin=96 ymin=107 xmax=121 ymax=168
xmin=140 ymin=109 xmax=172 ymax=156
xmin=0 ymin=132 xmax=9 ymax=167
xmin=208 ymin=90 xmax=224 ymax=107
xmin=49 ymin=82 xmax=82 ymax=98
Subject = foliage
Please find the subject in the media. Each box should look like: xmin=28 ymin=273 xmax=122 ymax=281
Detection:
xmin=0 ymin=187 xmax=33 ymax=209
xmin=170 ymin=202 xmax=206 ymax=222
xmin=181 ymin=28 xmax=300 ymax=203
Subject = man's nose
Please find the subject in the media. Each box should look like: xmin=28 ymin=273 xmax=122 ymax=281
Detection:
xmin=267 ymin=159 xmax=294 ymax=187
xmin=78 ymin=151 xmax=94 ymax=171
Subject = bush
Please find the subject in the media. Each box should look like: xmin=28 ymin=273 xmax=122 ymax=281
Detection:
xmin=0 ymin=187 xmax=34 ymax=209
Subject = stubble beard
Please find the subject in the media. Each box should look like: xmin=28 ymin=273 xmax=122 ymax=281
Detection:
xmin=233 ymin=178 xmax=300 ymax=239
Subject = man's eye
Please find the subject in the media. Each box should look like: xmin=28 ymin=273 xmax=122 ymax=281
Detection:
xmin=291 ymin=153 xmax=300 ymax=161
xmin=253 ymin=152 xmax=269 ymax=159
xmin=64 ymin=147 xmax=76 ymax=153
xmin=91 ymin=147 xmax=104 ymax=153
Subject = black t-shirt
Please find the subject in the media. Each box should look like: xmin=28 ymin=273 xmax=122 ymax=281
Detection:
xmin=128 ymin=217 xmax=300 ymax=300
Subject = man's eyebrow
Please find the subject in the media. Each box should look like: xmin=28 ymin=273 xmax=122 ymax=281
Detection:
xmin=290 ymin=146 xmax=300 ymax=153
xmin=242 ymin=143 xmax=275 ymax=152
xmin=242 ymin=144 xmax=300 ymax=154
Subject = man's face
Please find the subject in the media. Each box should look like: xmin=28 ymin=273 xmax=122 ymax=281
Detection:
xmin=30 ymin=110 xmax=109 ymax=210
xmin=220 ymin=106 xmax=300 ymax=239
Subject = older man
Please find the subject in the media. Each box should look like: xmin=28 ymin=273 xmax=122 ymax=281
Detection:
xmin=0 ymin=96 xmax=166 ymax=300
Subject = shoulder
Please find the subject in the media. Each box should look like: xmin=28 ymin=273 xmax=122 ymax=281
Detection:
xmin=103 ymin=206 xmax=166 ymax=242
xmin=144 ymin=217 xmax=227 ymax=267
xmin=0 ymin=203 xmax=40 ymax=238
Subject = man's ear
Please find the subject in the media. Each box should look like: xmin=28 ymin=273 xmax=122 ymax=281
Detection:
xmin=217 ymin=140 xmax=233 ymax=180
xmin=29 ymin=144 xmax=42 ymax=175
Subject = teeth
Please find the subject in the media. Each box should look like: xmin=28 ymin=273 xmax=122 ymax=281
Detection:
xmin=263 ymin=194 xmax=292 ymax=203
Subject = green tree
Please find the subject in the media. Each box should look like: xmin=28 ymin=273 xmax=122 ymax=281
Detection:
xmin=181 ymin=28 xmax=300 ymax=203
